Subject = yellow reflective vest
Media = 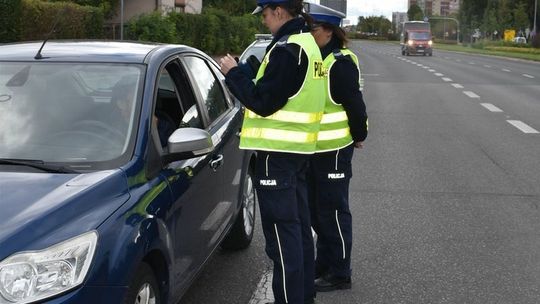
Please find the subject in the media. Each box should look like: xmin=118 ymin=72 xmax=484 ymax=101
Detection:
xmin=316 ymin=48 xmax=361 ymax=152
xmin=239 ymin=33 xmax=325 ymax=154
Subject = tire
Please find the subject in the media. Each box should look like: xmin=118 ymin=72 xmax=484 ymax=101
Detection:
xmin=124 ymin=263 xmax=161 ymax=304
xmin=401 ymin=50 xmax=405 ymax=55
xmin=221 ymin=165 xmax=257 ymax=250
xmin=429 ymin=52 xmax=433 ymax=56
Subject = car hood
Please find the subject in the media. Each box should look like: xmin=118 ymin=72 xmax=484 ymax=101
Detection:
xmin=0 ymin=170 xmax=130 ymax=260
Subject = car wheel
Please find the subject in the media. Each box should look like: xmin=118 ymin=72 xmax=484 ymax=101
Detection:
xmin=401 ymin=50 xmax=405 ymax=55
xmin=429 ymin=52 xmax=433 ymax=56
xmin=221 ymin=165 xmax=257 ymax=250
xmin=124 ymin=263 xmax=161 ymax=304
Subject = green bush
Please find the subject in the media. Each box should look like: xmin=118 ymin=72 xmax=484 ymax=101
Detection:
xmin=20 ymin=0 xmax=104 ymax=40
xmin=123 ymin=8 xmax=265 ymax=54
xmin=0 ymin=0 xmax=22 ymax=42
xmin=126 ymin=11 xmax=177 ymax=43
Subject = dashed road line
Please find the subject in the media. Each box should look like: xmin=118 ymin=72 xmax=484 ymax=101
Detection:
xmin=442 ymin=77 xmax=453 ymax=82
xmin=506 ymin=120 xmax=539 ymax=134
xmin=428 ymin=69 xmax=436 ymax=72
xmin=522 ymin=74 xmax=535 ymax=79
xmin=481 ymin=103 xmax=503 ymax=112
xmin=463 ymin=91 xmax=480 ymax=98
xmin=451 ymin=83 xmax=464 ymax=89
xmin=502 ymin=68 xmax=511 ymax=72
xmin=484 ymin=65 xmax=492 ymax=68
xmin=434 ymin=73 xmax=444 ymax=76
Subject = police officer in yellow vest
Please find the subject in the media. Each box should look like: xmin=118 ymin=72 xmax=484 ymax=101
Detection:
xmin=305 ymin=3 xmax=368 ymax=292
xmin=219 ymin=1 xmax=325 ymax=303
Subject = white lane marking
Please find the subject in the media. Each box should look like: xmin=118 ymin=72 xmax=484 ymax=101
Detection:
xmin=502 ymin=68 xmax=511 ymax=72
xmin=428 ymin=69 xmax=436 ymax=72
xmin=507 ymin=120 xmax=539 ymax=134
xmin=481 ymin=103 xmax=503 ymax=112
xmin=249 ymin=270 xmax=274 ymax=304
xmin=463 ymin=91 xmax=480 ymax=98
xmin=484 ymin=65 xmax=492 ymax=68
xmin=523 ymin=74 xmax=535 ymax=79
xmin=422 ymin=66 xmax=430 ymax=69
xmin=442 ymin=77 xmax=453 ymax=82
xmin=451 ymin=83 xmax=464 ymax=88
xmin=469 ymin=62 xmax=476 ymax=65
xmin=434 ymin=73 xmax=444 ymax=76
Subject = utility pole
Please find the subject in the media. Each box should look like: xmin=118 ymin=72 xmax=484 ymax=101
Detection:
xmin=534 ymin=0 xmax=538 ymax=37
xmin=120 ymin=0 xmax=124 ymax=40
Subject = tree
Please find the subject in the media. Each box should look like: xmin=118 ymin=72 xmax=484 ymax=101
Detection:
xmin=203 ymin=0 xmax=257 ymax=15
xmin=513 ymin=2 xmax=529 ymax=34
xmin=358 ymin=16 xmax=391 ymax=36
xmin=408 ymin=4 xmax=424 ymax=21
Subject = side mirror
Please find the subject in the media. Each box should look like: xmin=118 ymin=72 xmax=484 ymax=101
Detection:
xmin=164 ymin=128 xmax=214 ymax=162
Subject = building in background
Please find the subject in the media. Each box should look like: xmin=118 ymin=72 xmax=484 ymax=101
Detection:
xmin=392 ymin=12 xmax=408 ymax=33
xmin=320 ymin=0 xmax=347 ymax=15
xmin=408 ymin=0 xmax=459 ymax=16
xmin=108 ymin=0 xmax=202 ymax=39
xmin=109 ymin=0 xmax=201 ymax=25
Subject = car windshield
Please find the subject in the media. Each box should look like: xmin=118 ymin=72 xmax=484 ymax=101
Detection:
xmin=409 ymin=32 xmax=431 ymax=40
xmin=0 ymin=62 xmax=144 ymax=168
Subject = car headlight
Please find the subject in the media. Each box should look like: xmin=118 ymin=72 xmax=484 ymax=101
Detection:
xmin=0 ymin=231 xmax=98 ymax=304
xmin=428 ymin=40 xmax=433 ymax=45
xmin=407 ymin=40 xmax=414 ymax=46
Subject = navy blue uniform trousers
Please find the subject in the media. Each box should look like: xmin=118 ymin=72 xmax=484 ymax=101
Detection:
xmin=309 ymin=144 xmax=354 ymax=278
xmin=255 ymin=151 xmax=315 ymax=304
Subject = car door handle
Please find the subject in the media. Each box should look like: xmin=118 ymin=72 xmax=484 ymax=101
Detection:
xmin=209 ymin=154 xmax=224 ymax=171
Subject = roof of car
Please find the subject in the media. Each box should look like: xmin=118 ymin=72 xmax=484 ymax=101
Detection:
xmin=0 ymin=40 xmax=196 ymax=63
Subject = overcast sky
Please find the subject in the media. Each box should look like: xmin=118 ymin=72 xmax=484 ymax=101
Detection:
xmin=347 ymin=0 xmax=407 ymax=24
xmin=306 ymin=0 xmax=408 ymax=25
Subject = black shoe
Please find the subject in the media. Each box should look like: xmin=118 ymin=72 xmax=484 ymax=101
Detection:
xmin=305 ymin=297 xmax=315 ymax=304
xmin=266 ymin=300 xmax=314 ymax=304
xmin=314 ymin=264 xmax=328 ymax=280
xmin=314 ymin=274 xmax=351 ymax=292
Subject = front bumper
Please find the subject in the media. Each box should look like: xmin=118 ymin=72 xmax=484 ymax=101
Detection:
xmin=41 ymin=285 xmax=128 ymax=304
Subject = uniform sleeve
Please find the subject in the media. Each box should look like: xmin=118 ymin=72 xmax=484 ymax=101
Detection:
xmin=225 ymin=46 xmax=307 ymax=117
xmin=329 ymin=59 xmax=368 ymax=142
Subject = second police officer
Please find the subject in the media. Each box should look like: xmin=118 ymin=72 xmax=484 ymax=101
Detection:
xmin=219 ymin=1 xmax=325 ymax=303
xmin=305 ymin=3 xmax=369 ymax=292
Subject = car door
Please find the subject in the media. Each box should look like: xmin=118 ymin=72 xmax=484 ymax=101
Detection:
xmin=150 ymin=57 xmax=225 ymax=293
xmin=180 ymin=55 xmax=243 ymax=244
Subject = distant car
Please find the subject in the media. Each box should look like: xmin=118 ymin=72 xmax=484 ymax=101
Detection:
xmin=239 ymin=33 xmax=272 ymax=63
xmin=513 ymin=37 xmax=527 ymax=44
xmin=0 ymin=41 xmax=257 ymax=304
xmin=402 ymin=30 xmax=433 ymax=56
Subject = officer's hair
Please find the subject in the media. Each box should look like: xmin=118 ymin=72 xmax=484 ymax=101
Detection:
xmin=268 ymin=0 xmax=315 ymax=28
xmin=318 ymin=22 xmax=349 ymax=48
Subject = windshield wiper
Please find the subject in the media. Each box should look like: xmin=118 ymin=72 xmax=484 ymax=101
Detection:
xmin=0 ymin=159 xmax=77 ymax=173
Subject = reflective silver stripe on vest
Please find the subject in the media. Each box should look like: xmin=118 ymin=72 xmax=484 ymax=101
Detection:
xmin=246 ymin=110 xmax=322 ymax=124
xmin=242 ymin=128 xmax=318 ymax=143
xmin=320 ymin=111 xmax=348 ymax=124
xmin=317 ymin=128 xmax=350 ymax=141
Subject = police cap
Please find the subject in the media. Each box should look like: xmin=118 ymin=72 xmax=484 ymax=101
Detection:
xmin=304 ymin=2 xmax=346 ymax=26
xmin=252 ymin=0 xmax=290 ymax=15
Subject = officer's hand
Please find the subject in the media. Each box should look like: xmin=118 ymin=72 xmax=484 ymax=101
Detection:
xmin=354 ymin=141 xmax=364 ymax=149
xmin=219 ymin=54 xmax=238 ymax=75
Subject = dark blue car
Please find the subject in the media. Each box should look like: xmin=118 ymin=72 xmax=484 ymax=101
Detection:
xmin=0 ymin=41 xmax=257 ymax=304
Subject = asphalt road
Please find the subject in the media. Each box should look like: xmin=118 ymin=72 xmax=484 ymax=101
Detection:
xmin=180 ymin=40 xmax=540 ymax=304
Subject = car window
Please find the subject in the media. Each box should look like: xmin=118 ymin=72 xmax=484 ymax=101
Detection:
xmin=153 ymin=60 xmax=203 ymax=148
xmin=183 ymin=56 xmax=229 ymax=124
xmin=240 ymin=44 xmax=267 ymax=63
